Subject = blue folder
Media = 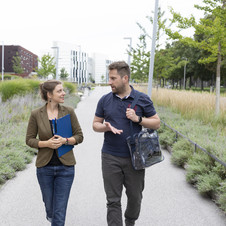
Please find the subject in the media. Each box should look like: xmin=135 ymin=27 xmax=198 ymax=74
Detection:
xmin=52 ymin=114 xmax=74 ymax=157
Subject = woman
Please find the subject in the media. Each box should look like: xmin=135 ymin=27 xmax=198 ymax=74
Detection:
xmin=26 ymin=80 xmax=83 ymax=226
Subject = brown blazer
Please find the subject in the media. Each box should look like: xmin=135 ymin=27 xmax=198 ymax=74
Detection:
xmin=26 ymin=104 xmax=83 ymax=167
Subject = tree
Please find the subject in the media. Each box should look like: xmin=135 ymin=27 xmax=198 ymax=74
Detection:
xmin=130 ymin=34 xmax=150 ymax=82
xmin=12 ymin=52 xmax=24 ymax=74
xmin=59 ymin=67 xmax=69 ymax=80
xmin=35 ymin=54 xmax=56 ymax=78
xmin=129 ymin=8 xmax=169 ymax=83
xmin=101 ymin=75 xmax=106 ymax=83
xmin=164 ymin=0 xmax=226 ymax=115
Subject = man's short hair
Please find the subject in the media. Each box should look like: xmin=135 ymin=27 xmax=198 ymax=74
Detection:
xmin=108 ymin=61 xmax=130 ymax=79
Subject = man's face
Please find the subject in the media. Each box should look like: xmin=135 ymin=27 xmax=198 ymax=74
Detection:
xmin=108 ymin=69 xmax=127 ymax=94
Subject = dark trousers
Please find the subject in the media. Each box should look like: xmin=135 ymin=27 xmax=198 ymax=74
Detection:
xmin=37 ymin=165 xmax=74 ymax=226
xmin=102 ymin=152 xmax=145 ymax=226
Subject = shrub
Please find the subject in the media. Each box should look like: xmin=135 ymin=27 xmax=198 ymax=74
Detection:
xmin=186 ymin=151 xmax=214 ymax=184
xmin=159 ymin=128 xmax=175 ymax=148
xmin=217 ymin=181 xmax=226 ymax=212
xmin=196 ymin=172 xmax=222 ymax=196
xmin=0 ymin=79 xmax=40 ymax=101
xmin=171 ymin=139 xmax=194 ymax=167
xmin=0 ymin=165 xmax=15 ymax=183
xmin=2 ymin=74 xmax=20 ymax=80
xmin=63 ymin=82 xmax=77 ymax=94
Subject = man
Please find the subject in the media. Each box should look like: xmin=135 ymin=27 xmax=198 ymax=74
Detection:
xmin=93 ymin=61 xmax=160 ymax=226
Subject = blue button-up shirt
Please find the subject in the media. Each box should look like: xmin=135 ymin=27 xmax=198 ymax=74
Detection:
xmin=95 ymin=86 xmax=157 ymax=157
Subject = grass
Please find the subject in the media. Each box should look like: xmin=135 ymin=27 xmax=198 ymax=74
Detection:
xmin=133 ymin=84 xmax=226 ymax=136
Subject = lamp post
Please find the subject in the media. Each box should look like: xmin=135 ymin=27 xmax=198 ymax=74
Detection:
xmin=77 ymin=45 xmax=81 ymax=86
xmin=51 ymin=46 xmax=59 ymax=80
xmin=148 ymin=0 xmax=159 ymax=97
xmin=1 ymin=41 xmax=4 ymax=81
xmin=123 ymin=37 xmax=132 ymax=67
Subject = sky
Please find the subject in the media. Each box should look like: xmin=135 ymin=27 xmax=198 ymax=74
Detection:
xmin=1 ymin=0 xmax=205 ymax=61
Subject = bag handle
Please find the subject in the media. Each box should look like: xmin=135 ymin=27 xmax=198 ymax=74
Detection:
xmin=129 ymin=92 xmax=142 ymax=142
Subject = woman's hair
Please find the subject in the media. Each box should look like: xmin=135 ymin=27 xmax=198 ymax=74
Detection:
xmin=39 ymin=80 xmax=62 ymax=101
xmin=108 ymin=61 xmax=130 ymax=79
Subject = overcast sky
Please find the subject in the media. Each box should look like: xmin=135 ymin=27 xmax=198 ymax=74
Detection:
xmin=1 ymin=0 xmax=204 ymax=61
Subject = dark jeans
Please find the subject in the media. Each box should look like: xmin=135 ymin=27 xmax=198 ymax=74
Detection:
xmin=102 ymin=153 xmax=145 ymax=226
xmin=37 ymin=165 xmax=74 ymax=226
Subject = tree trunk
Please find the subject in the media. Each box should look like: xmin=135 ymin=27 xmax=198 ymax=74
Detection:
xmin=201 ymin=79 xmax=204 ymax=91
xmin=189 ymin=75 xmax=192 ymax=88
xmin=215 ymin=42 xmax=221 ymax=115
xmin=156 ymin=73 xmax=159 ymax=90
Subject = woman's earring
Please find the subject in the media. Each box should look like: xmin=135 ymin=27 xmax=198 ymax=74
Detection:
xmin=49 ymin=98 xmax=51 ymax=102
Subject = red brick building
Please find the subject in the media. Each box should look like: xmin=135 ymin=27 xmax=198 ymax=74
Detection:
xmin=0 ymin=45 xmax=38 ymax=77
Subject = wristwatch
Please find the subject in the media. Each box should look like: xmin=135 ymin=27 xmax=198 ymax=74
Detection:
xmin=138 ymin=116 xmax=142 ymax=124
xmin=65 ymin=138 xmax=69 ymax=145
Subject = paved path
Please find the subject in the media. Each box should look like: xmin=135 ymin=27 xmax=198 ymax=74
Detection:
xmin=0 ymin=86 xmax=225 ymax=226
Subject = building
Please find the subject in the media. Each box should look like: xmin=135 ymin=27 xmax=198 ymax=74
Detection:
xmin=92 ymin=53 xmax=113 ymax=84
xmin=0 ymin=45 xmax=38 ymax=77
xmin=52 ymin=41 xmax=88 ymax=84
xmin=51 ymin=42 xmax=114 ymax=84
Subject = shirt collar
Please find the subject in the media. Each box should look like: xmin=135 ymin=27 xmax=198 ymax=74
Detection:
xmin=113 ymin=85 xmax=135 ymax=100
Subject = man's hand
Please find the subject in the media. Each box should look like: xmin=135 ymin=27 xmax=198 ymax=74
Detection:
xmin=104 ymin=122 xmax=123 ymax=134
xmin=126 ymin=108 xmax=139 ymax=122
xmin=93 ymin=116 xmax=123 ymax=134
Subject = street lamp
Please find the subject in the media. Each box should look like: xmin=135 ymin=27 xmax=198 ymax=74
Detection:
xmin=148 ymin=0 xmax=159 ymax=97
xmin=123 ymin=37 xmax=132 ymax=67
xmin=51 ymin=46 xmax=59 ymax=80
xmin=77 ymin=45 xmax=81 ymax=85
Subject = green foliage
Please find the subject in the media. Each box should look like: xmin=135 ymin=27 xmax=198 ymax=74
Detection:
xmin=36 ymin=54 xmax=56 ymax=78
xmin=2 ymin=74 xmax=20 ymax=80
xmin=186 ymin=151 xmax=214 ymax=184
xmin=0 ymin=164 xmax=15 ymax=184
xmin=217 ymin=181 xmax=226 ymax=212
xmin=63 ymin=82 xmax=77 ymax=94
xmin=63 ymin=93 xmax=80 ymax=109
xmin=157 ymin=105 xmax=226 ymax=212
xmin=130 ymin=8 xmax=169 ymax=82
xmin=167 ymin=1 xmax=226 ymax=64
xmin=12 ymin=52 xmax=24 ymax=74
xmin=130 ymin=35 xmax=150 ymax=82
xmin=0 ymin=79 xmax=40 ymax=101
xmin=59 ymin=67 xmax=69 ymax=80
xmin=158 ymin=127 xmax=175 ymax=148
xmin=163 ymin=0 xmax=226 ymax=114
xmin=196 ymin=172 xmax=222 ymax=195
xmin=171 ymin=139 xmax=194 ymax=167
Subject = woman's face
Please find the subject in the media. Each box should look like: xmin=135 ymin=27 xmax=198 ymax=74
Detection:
xmin=49 ymin=84 xmax=66 ymax=104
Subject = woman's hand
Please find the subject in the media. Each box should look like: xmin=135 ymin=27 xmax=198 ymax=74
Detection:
xmin=48 ymin=135 xmax=65 ymax=149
